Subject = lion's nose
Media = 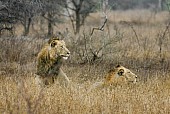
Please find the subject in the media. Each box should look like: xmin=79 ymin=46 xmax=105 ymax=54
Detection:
xmin=67 ymin=52 xmax=70 ymax=55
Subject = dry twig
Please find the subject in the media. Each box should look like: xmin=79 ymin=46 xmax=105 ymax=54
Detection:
xmin=90 ymin=14 xmax=107 ymax=36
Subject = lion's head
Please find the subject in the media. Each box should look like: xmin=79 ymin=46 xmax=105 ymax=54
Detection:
xmin=104 ymin=65 xmax=137 ymax=85
xmin=47 ymin=37 xmax=70 ymax=60
xmin=36 ymin=37 xmax=70 ymax=77
xmin=115 ymin=65 xmax=137 ymax=83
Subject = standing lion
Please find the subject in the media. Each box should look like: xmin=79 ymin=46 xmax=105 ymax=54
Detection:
xmin=35 ymin=37 xmax=70 ymax=87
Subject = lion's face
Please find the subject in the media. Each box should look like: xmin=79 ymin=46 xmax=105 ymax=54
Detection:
xmin=48 ymin=38 xmax=70 ymax=60
xmin=115 ymin=65 xmax=137 ymax=83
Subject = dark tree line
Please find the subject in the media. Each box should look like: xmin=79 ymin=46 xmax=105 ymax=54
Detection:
xmin=0 ymin=0 xmax=167 ymax=36
xmin=0 ymin=0 xmax=43 ymax=36
xmin=0 ymin=0 xmax=97 ymax=36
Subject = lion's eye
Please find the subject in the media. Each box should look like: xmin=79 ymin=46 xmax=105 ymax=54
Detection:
xmin=61 ymin=46 xmax=64 ymax=48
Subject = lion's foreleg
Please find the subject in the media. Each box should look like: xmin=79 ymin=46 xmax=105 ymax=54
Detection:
xmin=87 ymin=81 xmax=104 ymax=93
xmin=58 ymin=69 xmax=70 ymax=84
xmin=35 ymin=74 xmax=45 ymax=88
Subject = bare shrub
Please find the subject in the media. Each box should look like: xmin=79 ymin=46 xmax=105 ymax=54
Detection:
xmin=0 ymin=36 xmax=44 ymax=64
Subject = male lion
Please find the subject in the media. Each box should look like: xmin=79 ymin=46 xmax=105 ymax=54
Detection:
xmin=88 ymin=65 xmax=137 ymax=92
xmin=35 ymin=37 xmax=70 ymax=87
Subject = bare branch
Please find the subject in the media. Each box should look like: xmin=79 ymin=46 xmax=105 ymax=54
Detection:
xmin=122 ymin=21 xmax=140 ymax=47
xmin=87 ymin=13 xmax=108 ymax=62
xmin=158 ymin=21 xmax=170 ymax=59
xmin=65 ymin=5 xmax=76 ymax=11
xmin=90 ymin=14 xmax=107 ymax=36
xmin=160 ymin=21 xmax=170 ymax=40
xmin=130 ymin=24 xmax=140 ymax=47
xmin=65 ymin=7 xmax=76 ymax=34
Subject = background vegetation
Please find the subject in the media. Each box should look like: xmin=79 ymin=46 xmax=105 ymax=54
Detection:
xmin=0 ymin=0 xmax=170 ymax=114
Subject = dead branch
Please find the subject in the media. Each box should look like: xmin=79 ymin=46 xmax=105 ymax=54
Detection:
xmin=90 ymin=14 xmax=107 ymax=36
xmin=160 ymin=21 xmax=170 ymax=40
xmin=65 ymin=6 xmax=76 ymax=34
xmin=83 ymin=31 xmax=90 ymax=62
xmin=130 ymin=24 xmax=140 ymax=47
xmin=158 ymin=21 xmax=170 ymax=59
xmin=74 ymin=12 xmax=109 ymax=63
xmin=122 ymin=21 xmax=140 ymax=47
xmin=87 ymin=13 xmax=108 ymax=62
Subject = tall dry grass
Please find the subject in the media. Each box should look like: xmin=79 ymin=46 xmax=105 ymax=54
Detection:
xmin=0 ymin=10 xmax=170 ymax=114
xmin=0 ymin=69 xmax=170 ymax=114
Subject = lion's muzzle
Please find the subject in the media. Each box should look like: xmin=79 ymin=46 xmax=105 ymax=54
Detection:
xmin=61 ymin=50 xmax=70 ymax=60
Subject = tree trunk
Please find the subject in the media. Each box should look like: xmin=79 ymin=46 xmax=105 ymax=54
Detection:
xmin=24 ymin=17 xmax=32 ymax=36
xmin=102 ymin=0 xmax=108 ymax=12
xmin=158 ymin=0 xmax=163 ymax=11
xmin=75 ymin=10 xmax=80 ymax=34
xmin=47 ymin=12 xmax=53 ymax=37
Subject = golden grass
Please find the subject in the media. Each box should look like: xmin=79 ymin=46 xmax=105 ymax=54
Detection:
xmin=0 ymin=69 xmax=170 ymax=114
xmin=1 ymin=10 xmax=170 ymax=114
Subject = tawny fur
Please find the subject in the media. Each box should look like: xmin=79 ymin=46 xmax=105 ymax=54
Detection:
xmin=103 ymin=65 xmax=137 ymax=86
xmin=36 ymin=37 xmax=70 ymax=87
xmin=88 ymin=65 xmax=137 ymax=92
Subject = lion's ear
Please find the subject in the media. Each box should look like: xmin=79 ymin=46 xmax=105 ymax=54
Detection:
xmin=115 ymin=64 xmax=121 ymax=68
xmin=50 ymin=41 xmax=57 ymax=47
xmin=117 ymin=69 xmax=124 ymax=76
xmin=48 ymin=37 xmax=59 ymax=44
xmin=56 ymin=32 xmax=64 ymax=40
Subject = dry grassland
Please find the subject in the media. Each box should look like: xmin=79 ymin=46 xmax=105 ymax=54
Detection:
xmin=0 ymin=10 xmax=170 ymax=114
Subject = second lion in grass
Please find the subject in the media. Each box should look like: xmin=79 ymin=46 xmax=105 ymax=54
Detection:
xmin=88 ymin=65 xmax=138 ymax=92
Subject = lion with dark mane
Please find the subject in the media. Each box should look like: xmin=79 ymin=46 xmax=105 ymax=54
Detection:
xmin=35 ymin=36 xmax=70 ymax=86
